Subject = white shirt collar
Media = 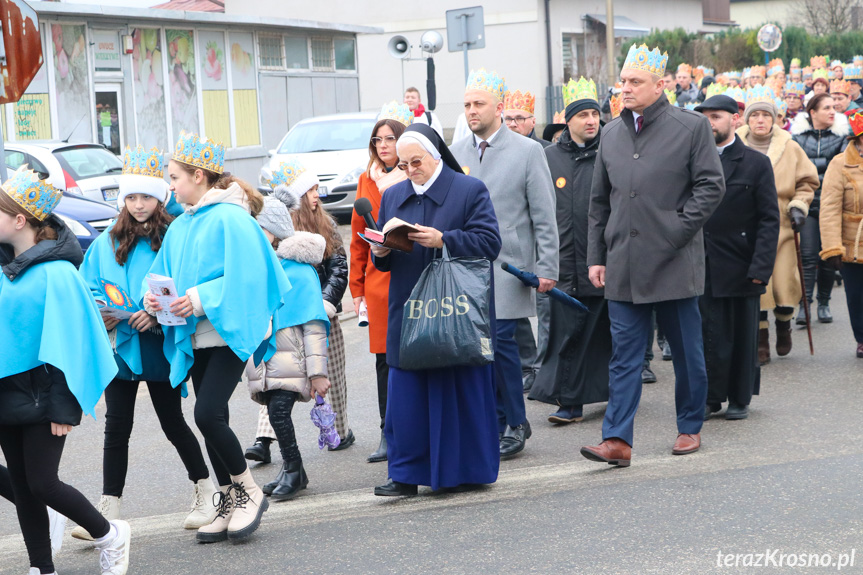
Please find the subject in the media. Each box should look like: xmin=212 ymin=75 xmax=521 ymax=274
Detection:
xmin=474 ymin=121 xmax=503 ymax=154
xmin=411 ymin=160 xmax=443 ymax=195
xmin=716 ymin=135 xmax=736 ymax=155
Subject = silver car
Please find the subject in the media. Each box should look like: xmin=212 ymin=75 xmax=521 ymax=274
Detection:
xmin=4 ymin=141 xmax=124 ymax=206
xmin=261 ymin=112 xmax=377 ymax=216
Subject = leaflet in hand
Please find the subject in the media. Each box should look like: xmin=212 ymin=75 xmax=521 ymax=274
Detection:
xmin=97 ymin=278 xmax=138 ymax=321
xmin=358 ymin=217 xmax=419 ymax=253
xmin=146 ymin=273 xmax=187 ymax=326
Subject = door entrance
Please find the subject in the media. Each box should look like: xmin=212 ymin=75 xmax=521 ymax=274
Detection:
xmin=95 ymin=85 xmax=123 ymax=155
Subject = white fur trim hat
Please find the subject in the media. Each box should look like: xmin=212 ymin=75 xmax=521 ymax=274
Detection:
xmin=117 ymin=174 xmax=171 ymax=206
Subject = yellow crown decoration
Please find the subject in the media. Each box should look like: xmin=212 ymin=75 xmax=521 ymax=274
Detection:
xmin=503 ymin=90 xmax=536 ymax=114
xmin=172 ymin=131 xmax=225 ymax=175
xmin=705 ymin=82 xmax=727 ymax=98
xmin=378 ymin=101 xmax=413 ymax=127
xmin=749 ymin=65 xmax=767 ymax=77
xmin=811 ymin=55 xmax=828 ymax=69
xmin=830 ymin=79 xmax=852 ymax=95
xmin=813 ymin=68 xmax=830 ymax=81
xmin=562 ymin=77 xmax=598 ymax=108
xmin=609 ymin=93 xmax=623 ymax=118
xmin=465 ymin=68 xmax=507 ymax=101
xmin=677 ymin=63 xmax=692 ymax=76
xmin=123 ymin=146 xmax=165 ymax=179
xmin=623 ymin=44 xmax=668 ymax=77
xmin=552 ymin=110 xmax=565 ymax=124
xmin=790 ymin=58 xmax=802 ymax=69
xmin=2 ymin=168 xmax=62 ymax=221
xmin=664 ymin=88 xmax=677 ymax=105
xmin=767 ymin=58 xmax=785 ymax=72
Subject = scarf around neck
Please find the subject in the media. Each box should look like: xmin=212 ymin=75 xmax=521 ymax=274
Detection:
xmin=369 ymin=162 xmax=407 ymax=194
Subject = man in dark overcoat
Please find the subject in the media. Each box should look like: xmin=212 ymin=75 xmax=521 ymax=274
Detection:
xmin=581 ymin=44 xmax=725 ymax=467
xmin=694 ymin=95 xmax=780 ymax=420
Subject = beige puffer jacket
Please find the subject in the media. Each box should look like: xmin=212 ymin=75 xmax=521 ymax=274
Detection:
xmin=820 ymin=142 xmax=863 ymax=263
xmin=245 ymin=232 xmax=329 ymax=404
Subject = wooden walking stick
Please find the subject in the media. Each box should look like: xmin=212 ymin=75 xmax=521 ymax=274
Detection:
xmin=793 ymin=230 xmax=814 ymax=355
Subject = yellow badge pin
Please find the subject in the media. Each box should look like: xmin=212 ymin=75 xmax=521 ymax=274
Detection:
xmin=463 ymin=166 xmax=470 ymax=175
xmin=556 ymin=177 xmax=566 ymax=188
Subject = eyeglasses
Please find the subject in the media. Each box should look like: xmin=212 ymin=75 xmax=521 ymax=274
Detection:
xmin=504 ymin=116 xmax=533 ymax=125
xmin=371 ymin=135 xmax=397 ymax=146
xmin=397 ymin=153 xmax=429 ymax=171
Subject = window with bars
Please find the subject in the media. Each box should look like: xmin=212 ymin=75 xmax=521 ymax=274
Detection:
xmin=259 ymin=34 xmax=284 ymax=69
xmin=311 ymin=37 xmax=334 ymax=71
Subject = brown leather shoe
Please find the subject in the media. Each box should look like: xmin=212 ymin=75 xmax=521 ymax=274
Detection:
xmin=775 ymin=319 xmax=792 ymax=356
xmin=758 ymin=327 xmax=770 ymax=365
xmin=580 ymin=438 xmax=631 ymax=467
xmin=672 ymin=433 xmax=701 ymax=455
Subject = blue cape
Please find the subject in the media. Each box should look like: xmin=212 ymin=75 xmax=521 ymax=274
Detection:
xmin=0 ymin=260 xmax=118 ymax=417
xmin=145 ymin=203 xmax=292 ymax=387
xmin=274 ymin=259 xmax=330 ymax=334
xmin=79 ymin=225 xmax=156 ymax=378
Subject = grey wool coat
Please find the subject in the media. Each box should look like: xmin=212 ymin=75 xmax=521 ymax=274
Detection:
xmin=587 ymin=95 xmax=726 ymax=304
xmin=451 ymin=123 xmax=559 ymax=319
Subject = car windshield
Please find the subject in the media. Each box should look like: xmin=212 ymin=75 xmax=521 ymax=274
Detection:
xmin=277 ymin=119 xmax=375 ymax=154
xmin=53 ymin=146 xmax=123 ymax=180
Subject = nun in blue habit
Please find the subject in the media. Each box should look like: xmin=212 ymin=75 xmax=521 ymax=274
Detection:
xmin=371 ymin=123 xmax=502 ymax=495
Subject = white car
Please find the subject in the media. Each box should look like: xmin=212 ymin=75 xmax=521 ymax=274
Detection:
xmin=4 ymin=141 xmax=124 ymax=206
xmin=261 ymin=112 xmax=377 ymax=216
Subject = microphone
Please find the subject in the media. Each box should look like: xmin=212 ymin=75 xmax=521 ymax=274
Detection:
xmin=354 ymin=197 xmax=378 ymax=231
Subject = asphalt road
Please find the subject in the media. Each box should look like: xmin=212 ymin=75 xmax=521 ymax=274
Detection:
xmin=1 ymin=233 xmax=862 ymax=574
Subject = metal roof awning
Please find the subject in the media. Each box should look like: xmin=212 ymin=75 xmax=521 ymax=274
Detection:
xmin=585 ymin=14 xmax=650 ymax=38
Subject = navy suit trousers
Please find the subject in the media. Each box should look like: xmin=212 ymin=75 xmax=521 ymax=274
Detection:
xmin=494 ymin=319 xmax=528 ymax=431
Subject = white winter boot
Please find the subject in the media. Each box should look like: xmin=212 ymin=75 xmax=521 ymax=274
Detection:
xmin=183 ymin=477 xmax=219 ymax=529
xmin=71 ymin=495 xmax=120 ymax=541
xmin=94 ymin=520 xmax=131 ymax=575
xmin=196 ymin=485 xmax=233 ymax=543
xmin=47 ymin=506 xmax=67 ymax=558
xmin=226 ymin=467 xmax=268 ymax=541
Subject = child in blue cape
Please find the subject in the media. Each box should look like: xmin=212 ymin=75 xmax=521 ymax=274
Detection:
xmin=0 ymin=170 xmax=131 ymax=575
xmin=143 ymin=132 xmax=291 ymax=543
xmin=76 ymin=147 xmax=217 ymax=541
xmin=244 ymin=193 xmax=331 ymax=501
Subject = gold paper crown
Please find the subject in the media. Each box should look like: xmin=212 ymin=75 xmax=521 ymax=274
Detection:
xmin=623 ymin=44 xmax=668 ymax=77
xmin=830 ymin=79 xmax=852 ymax=95
xmin=552 ymin=110 xmax=565 ymax=124
xmin=503 ymin=90 xmax=536 ymax=114
xmin=811 ymin=56 xmax=828 ymax=69
xmin=677 ymin=63 xmax=692 ymax=76
xmin=562 ymin=77 xmax=598 ymax=108
xmin=378 ymin=101 xmax=413 ymax=127
xmin=465 ymin=68 xmax=506 ymax=101
xmin=123 ymin=146 xmax=165 ymax=179
xmin=767 ymin=58 xmax=785 ymax=71
xmin=609 ymin=93 xmax=623 ymax=118
xmin=705 ymin=83 xmax=727 ymax=98
xmin=750 ymin=66 xmax=766 ymax=77
xmin=2 ymin=168 xmax=62 ymax=221
xmin=172 ymin=131 xmax=225 ymax=175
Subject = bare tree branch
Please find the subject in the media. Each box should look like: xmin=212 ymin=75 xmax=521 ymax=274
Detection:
xmin=791 ymin=0 xmax=863 ymax=35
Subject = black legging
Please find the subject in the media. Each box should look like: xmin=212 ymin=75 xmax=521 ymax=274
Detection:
xmin=190 ymin=347 xmax=248 ymax=487
xmin=375 ymin=353 xmax=389 ymax=430
xmin=103 ymin=379 xmax=210 ymax=496
xmin=266 ymin=390 xmax=301 ymax=463
xmin=0 ymin=424 xmax=110 ymax=574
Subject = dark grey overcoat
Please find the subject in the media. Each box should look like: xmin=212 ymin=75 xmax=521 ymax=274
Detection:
xmin=587 ymin=95 xmax=725 ymax=304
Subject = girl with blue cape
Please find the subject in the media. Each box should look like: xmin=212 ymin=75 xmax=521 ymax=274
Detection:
xmin=77 ymin=146 xmax=217 ymax=541
xmin=144 ymin=132 xmax=291 ymax=543
xmin=0 ymin=169 xmax=131 ymax=575
xmin=243 ymin=192 xmax=331 ymax=501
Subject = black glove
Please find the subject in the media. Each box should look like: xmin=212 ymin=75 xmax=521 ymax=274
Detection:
xmin=825 ymin=255 xmax=843 ymax=271
xmin=789 ymin=207 xmax=806 ymax=232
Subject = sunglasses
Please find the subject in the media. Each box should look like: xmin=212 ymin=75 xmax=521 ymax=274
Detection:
xmin=397 ymin=153 xmax=429 ymax=171
xmin=371 ymin=135 xmax=397 ymax=145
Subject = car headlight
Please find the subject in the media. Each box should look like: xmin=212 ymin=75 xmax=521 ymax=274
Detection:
xmin=57 ymin=214 xmax=91 ymax=237
xmin=339 ymin=165 xmax=365 ymax=186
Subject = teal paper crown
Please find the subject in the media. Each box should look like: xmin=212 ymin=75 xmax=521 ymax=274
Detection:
xmin=264 ymin=158 xmax=306 ymax=189
xmin=775 ymin=98 xmax=788 ymax=115
xmin=683 ymin=102 xmax=698 ymax=111
xmin=844 ymin=66 xmax=862 ymax=80
xmin=745 ymin=84 xmax=777 ymax=105
xmin=465 ymin=68 xmax=507 ymax=101
xmin=2 ymin=168 xmax=62 ymax=221
xmin=726 ymin=71 xmax=742 ymax=80
xmin=725 ymin=87 xmax=746 ymax=103
xmin=742 ymin=67 xmax=752 ymax=77
xmin=768 ymin=65 xmax=785 ymax=77
xmin=173 ymin=131 xmax=225 ymax=175
xmin=123 ymin=146 xmax=165 ymax=179
xmin=378 ymin=101 xmax=413 ymax=127
xmin=784 ymin=81 xmax=806 ymax=97
xmin=622 ymin=44 xmax=668 ymax=76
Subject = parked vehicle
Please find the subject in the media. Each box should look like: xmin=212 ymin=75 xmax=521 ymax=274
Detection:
xmin=4 ymin=141 xmax=124 ymax=206
xmin=260 ymin=112 xmax=377 ymax=216
xmin=5 ymin=166 xmax=117 ymax=251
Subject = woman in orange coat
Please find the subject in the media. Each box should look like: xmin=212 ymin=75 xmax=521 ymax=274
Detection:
xmin=350 ymin=103 xmax=411 ymax=463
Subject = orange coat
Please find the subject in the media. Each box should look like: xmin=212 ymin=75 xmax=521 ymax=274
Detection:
xmin=350 ymin=172 xmax=391 ymax=353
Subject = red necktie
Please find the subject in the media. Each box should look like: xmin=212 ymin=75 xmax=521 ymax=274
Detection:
xmin=635 ymin=116 xmax=644 ymax=134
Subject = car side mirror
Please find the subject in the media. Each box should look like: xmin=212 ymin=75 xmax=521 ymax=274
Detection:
xmin=267 ymin=149 xmax=276 ymax=157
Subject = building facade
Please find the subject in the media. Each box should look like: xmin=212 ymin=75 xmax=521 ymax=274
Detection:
xmin=2 ymin=3 xmax=376 ymax=181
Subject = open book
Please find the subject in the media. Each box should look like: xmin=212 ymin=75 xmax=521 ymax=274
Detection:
xmin=358 ymin=217 xmax=419 ymax=253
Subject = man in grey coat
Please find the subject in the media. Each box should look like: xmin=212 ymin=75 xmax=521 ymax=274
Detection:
xmin=580 ymin=44 xmax=725 ymax=467
xmin=451 ymin=69 xmax=559 ymax=459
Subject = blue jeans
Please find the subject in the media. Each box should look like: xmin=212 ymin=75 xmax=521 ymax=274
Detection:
xmin=494 ymin=319 xmax=528 ymax=431
xmin=604 ymin=298 xmax=708 ymax=446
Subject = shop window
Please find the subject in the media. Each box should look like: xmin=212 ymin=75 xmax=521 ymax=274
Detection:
xmin=259 ymin=34 xmax=284 ymax=69
xmin=200 ymin=30 xmax=231 ymax=147
xmin=311 ymin=37 xmax=334 ymax=71
xmin=51 ymin=24 xmax=92 ymax=142
xmin=166 ymin=29 xmax=200 ymax=142
xmin=285 ymin=36 xmax=309 ymax=69
xmin=131 ymin=28 xmax=168 ymax=150
xmin=334 ymin=38 xmax=355 ymax=71
xmin=229 ymin=32 xmax=260 ymax=147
